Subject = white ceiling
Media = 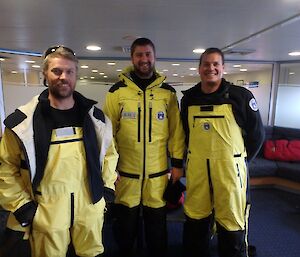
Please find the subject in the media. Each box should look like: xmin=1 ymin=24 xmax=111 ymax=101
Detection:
xmin=1 ymin=0 xmax=300 ymax=83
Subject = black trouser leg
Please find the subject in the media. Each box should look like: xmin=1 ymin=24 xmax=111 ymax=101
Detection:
xmin=143 ymin=205 xmax=167 ymax=257
xmin=183 ymin=215 xmax=211 ymax=257
xmin=217 ymin=222 xmax=247 ymax=257
xmin=0 ymin=228 xmax=31 ymax=257
xmin=113 ymin=204 xmax=140 ymax=257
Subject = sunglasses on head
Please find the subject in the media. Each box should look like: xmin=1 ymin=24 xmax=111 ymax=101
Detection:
xmin=44 ymin=45 xmax=76 ymax=58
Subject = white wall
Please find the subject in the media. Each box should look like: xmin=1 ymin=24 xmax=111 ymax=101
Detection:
xmin=2 ymin=82 xmax=112 ymax=118
xmin=3 ymin=75 xmax=272 ymax=127
xmin=274 ymin=85 xmax=300 ymax=128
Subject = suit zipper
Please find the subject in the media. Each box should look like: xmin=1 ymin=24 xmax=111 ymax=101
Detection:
xmin=193 ymin=115 xmax=225 ymax=127
xmin=138 ymin=102 xmax=141 ymax=142
xmin=70 ymin=193 xmax=74 ymax=227
xmin=236 ymin=163 xmax=243 ymax=188
xmin=149 ymin=101 xmax=152 ymax=142
xmin=143 ymin=92 xmax=146 ymax=179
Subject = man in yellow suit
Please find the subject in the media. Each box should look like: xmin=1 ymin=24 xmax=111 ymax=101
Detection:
xmin=0 ymin=46 xmax=118 ymax=257
xmin=181 ymin=48 xmax=264 ymax=257
xmin=104 ymin=38 xmax=185 ymax=257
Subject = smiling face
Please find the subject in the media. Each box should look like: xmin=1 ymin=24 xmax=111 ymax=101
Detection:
xmin=199 ymin=52 xmax=224 ymax=93
xmin=131 ymin=44 xmax=155 ymax=79
xmin=44 ymin=57 xmax=77 ymax=101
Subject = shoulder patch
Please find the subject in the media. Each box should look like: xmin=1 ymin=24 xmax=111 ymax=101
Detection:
xmin=109 ymin=81 xmax=127 ymax=93
xmin=93 ymin=107 xmax=105 ymax=123
xmin=160 ymin=83 xmax=176 ymax=93
xmin=4 ymin=109 xmax=27 ymax=129
xmin=249 ymin=98 xmax=259 ymax=111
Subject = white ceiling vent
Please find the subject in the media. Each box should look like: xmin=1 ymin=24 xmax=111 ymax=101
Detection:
xmin=122 ymin=46 xmax=131 ymax=54
xmin=223 ymin=48 xmax=255 ymax=55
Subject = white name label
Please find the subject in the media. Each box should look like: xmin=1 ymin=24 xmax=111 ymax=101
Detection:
xmin=55 ymin=127 xmax=75 ymax=138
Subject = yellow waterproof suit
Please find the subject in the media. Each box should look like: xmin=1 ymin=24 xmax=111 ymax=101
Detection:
xmin=104 ymin=67 xmax=185 ymax=257
xmin=180 ymin=79 xmax=264 ymax=257
xmin=104 ymin=67 xmax=185 ymax=208
xmin=0 ymin=90 xmax=118 ymax=257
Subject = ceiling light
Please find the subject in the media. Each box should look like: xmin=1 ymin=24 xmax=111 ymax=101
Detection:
xmin=86 ymin=45 xmax=101 ymax=51
xmin=11 ymin=70 xmax=18 ymax=74
xmin=189 ymin=67 xmax=197 ymax=71
xmin=288 ymin=51 xmax=300 ymax=56
xmin=25 ymin=60 xmax=35 ymax=63
xmin=116 ymin=69 xmax=122 ymax=72
xmin=81 ymin=65 xmax=89 ymax=69
xmin=32 ymin=65 xmax=40 ymax=68
xmin=107 ymin=62 xmax=116 ymax=66
xmin=240 ymin=68 xmax=247 ymax=72
xmin=103 ymin=75 xmax=108 ymax=78
xmin=223 ymin=71 xmax=228 ymax=75
xmin=193 ymin=48 xmax=205 ymax=54
xmin=92 ymin=69 xmax=98 ymax=73
xmin=233 ymin=64 xmax=241 ymax=68
xmin=90 ymin=76 xmax=95 ymax=79
xmin=172 ymin=73 xmax=178 ymax=76
xmin=163 ymin=69 xmax=168 ymax=72
xmin=172 ymin=63 xmax=180 ymax=66
xmin=289 ymin=72 xmax=295 ymax=75
xmin=0 ymin=58 xmax=5 ymax=61
xmin=99 ymin=72 xmax=105 ymax=75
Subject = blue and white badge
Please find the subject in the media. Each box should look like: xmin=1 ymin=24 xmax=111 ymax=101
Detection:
xmin=157 ymin=111 xmax=165 ymax=121
xmin=203 ymin=122 xmax=210 ymax=131
xmin=249 ymin=98 xmax=259 ymax=111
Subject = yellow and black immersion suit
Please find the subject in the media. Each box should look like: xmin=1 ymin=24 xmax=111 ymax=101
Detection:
xmin=0 ymin=89 xmax=118 ymax=257
xmin=180 ymin=79 xmax=264 ymax=257
xmin=104 ymin=67 xmax=185 ymax=257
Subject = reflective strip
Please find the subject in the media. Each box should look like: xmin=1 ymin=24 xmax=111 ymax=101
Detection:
xmin=148 ymin=169 xmax=169 ymax=178
xmin=50 ymin=138 xmax=83 ymax=145
xmin=119 ymin=171 xmax=140 ymax=179
xmin=118 ymin=169 xmax=169 ymax=179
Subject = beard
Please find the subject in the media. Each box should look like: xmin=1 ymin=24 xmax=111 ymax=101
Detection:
xmin=48 ymin=82 xmax=74 ymax=99
xmin=133 ymin=62 xmax=155 ymax=79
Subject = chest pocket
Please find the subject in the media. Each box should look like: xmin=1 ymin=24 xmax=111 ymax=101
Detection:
xmin=42 ymin=127 xmax=86 ymax=187
xmin=188 ymin=104 xmax=238 ymax=158
xmin=117 ymin=91 xmax=143 ymax=143
xmin=148 ymin=92 xmax=169 ymax=143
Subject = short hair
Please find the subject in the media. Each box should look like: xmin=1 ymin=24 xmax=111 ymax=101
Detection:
xmin=199 ymin=48 xmax=225 ymax=66
xmin=43 ymin=45 xmax=78 ymax=72
xmin=130 ymin=37 xmax=156 ymax=57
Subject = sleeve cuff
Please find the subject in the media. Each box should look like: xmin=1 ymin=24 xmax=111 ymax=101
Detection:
xmin=13 ymin=201 xmax=37 ymax=227
xmin=171 ymin=158 xmax=183 ymax=168
xmin=103 ymin=187 xmax=115 ymax=203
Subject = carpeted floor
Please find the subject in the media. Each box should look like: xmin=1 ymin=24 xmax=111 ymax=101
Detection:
xmin=103 ymin=188 xmax=300 ymax=257
xmin=0 ymin=188 xmax=299 ymax=256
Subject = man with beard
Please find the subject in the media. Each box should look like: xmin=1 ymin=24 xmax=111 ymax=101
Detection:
xmin=0 ymin=46 xmax=118 ymax=257
xmin=104 ymin=37 xmax=185 ymax=257
xmin=180 ymin=48 xmax=264 ymax=257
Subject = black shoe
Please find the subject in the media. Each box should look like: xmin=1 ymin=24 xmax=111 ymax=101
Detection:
xmin=248 ymin=245 xmax=257 ymax=257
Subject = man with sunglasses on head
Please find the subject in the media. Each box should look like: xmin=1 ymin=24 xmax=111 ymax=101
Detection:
xmin=104 ymin=37 xmax=185 ymax=257
xmin=0 ymin=46 xmax=118 ymax=257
